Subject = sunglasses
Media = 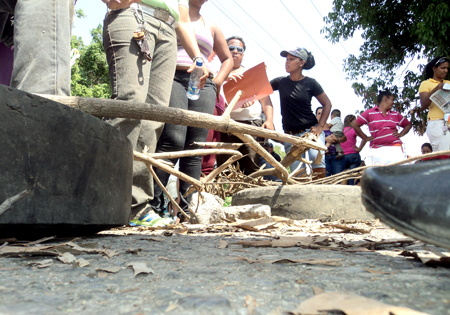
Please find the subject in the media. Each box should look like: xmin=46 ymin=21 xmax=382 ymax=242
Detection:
xmin=228 ymin=45 xmax=244 ymax=54
xmin=435 ymin=57 xmax=449 ymax=66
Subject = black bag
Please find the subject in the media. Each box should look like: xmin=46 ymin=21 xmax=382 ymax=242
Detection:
xmin=0 ymin=13 xmax=14 ymax=47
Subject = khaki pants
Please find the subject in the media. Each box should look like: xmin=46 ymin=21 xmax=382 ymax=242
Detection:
xmin=103 ymin=7 xmax=177 ymax=212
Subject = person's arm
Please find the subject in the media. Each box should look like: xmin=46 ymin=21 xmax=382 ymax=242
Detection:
xmin=420 ymin=82 xmax=445 ymax=110
xmin=209 ymin=23 xmax=233 ymax=90
xmin=102 ymin=0 xmax=141 ymax=10
xmin=337 ymin=134 xmax=347 ymax=144
xmin=350 ymin=120 xmax=373 ymax=142
xmin=393 ymin=122 xmax=412 ymax=138
xmin=353 ymin=137 xmax=368 ymax=153
xmin=176 ymin=5 xmax=208 ymax=88
xmin=260 ymin=96 xmax=275 ymax=130
xmin=310 ymin=92 xmax=331 ymax=137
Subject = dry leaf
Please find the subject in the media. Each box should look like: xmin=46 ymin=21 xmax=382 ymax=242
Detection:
xmin=400 ymin=251 xmax=450 ymax=268
xmin=76 ymin=258 xmax=90 ymax=268
xmin=146 ymin=237 xmax=165 ymax=242
xmin=26 ymin=259 xmax=53 ymax=268
xmin=271 ymin=237 xmax=313 ymax=248
xmin=127 ymin=262 xmax=154 ymax=277
xmin=244 ymin=295 xmax=258 ymax=314
xmin=292 ymin=292 xmax=430 ymax=315
xmin=127 ymin=248 xmax=142 ymax=255
xmin=325 ymin=223 xmax=370 ymax=234
xmin=156 ymin=257 xmax=186 ymax=263
xmin=165 ymin=303 xmax=179 ymax=313
xmin=269 ymin=258 xmax=342 ymax=266
xmin=58 ymin=252 xmax=77 ymax=264
xmin=296 ymin=279 xmax=308 ymax=284
xmin=96 ymin=266 xmax=121 ymax=274
xmin=230 ymin=240 xmax=272 ymax=247
xmin=312 ymin=286 xmax=325 ymax=295
xmin=0 ymin=245 xmax=59 ymax=257
xmin=364 ymin=268 xmax=398 ymax=275
xmin=120 ymin=287 xmax=140 ymax=294
xmin=228 ymin=256 xmax=342 ymax=266
xmin=215 ymin=281 xmax=238 ymax=291
xmin=97 ymin=271 xmax=109 ymax=278
xmin=104 ymin=249 xmax=119 ymax=258
xmin=22 ymin=236 xmax=56 ymax=247
xmin=218 ymin=240 xmax=228 ymax=249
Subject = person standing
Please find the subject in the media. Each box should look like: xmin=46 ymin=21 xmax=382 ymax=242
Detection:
xmin=419 ymin=56 xmax=450 ymax=152
xmin=216 ymin=35 xmax=275 ymax=175
xmin=0 ymin=0 xmax=74 ymax=95
xmin=351 ymin=90 xmax=412 ymax=166
xmin=102 ymin=0 xmax=209 ymax=216
xmin=261 ymin=48 xmax=331 ymax=177
xmin=149 ymin=0 xmax=233 ymax=222
xmin=319 ymin=107 xmax=346 ymax=177
xmin=341 ymin=114 xmax=367 ymax=184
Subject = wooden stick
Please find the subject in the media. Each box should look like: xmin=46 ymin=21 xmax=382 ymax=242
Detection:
xmin=301 ymin=149 xmax=450 ymax=186
xmin=193 ymin=142 xmax=244 ymax=150
xmin=133 ymin=151 xmax=203 ymax=192
xmin=40 ymin=94 xmax=326 ymax=151
xmin=233 ymin=133 xmax=290 ymax=182
xmin=222 ymin=91 xmax=243 ymax=118
xmin=149 ymin=149 xmax=243 ymax=160
xmin=146 ymin=165 xmax=192 ymax=222
xmin=203 ymin=182 xmax=260 ymax=187
xmin=0 ymin=190 xmax=31 ymax=217
xmin=184 ymin=154 xmax=244 ymax=197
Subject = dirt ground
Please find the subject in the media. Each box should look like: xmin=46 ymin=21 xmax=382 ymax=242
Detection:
xmin=0 ymin=220 xmax=449 ymax=315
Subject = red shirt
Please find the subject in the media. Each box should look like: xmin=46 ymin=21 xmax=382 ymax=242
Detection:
xmin=356 ymin=106 xmax=410 ymax=149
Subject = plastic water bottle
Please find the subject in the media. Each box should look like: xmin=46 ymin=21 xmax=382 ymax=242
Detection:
xmin=186 ymin=59 xmax=203 ymax=100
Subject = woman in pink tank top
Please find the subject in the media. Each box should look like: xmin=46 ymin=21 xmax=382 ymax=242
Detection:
xmin=149 ymin=0 xmax=233 ymax=223
xmin=341 ymin=114 xmax=368 ymax=184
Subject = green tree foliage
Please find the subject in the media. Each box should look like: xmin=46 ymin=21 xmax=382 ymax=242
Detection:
xmin=71 ymin=24 xmax=111 ymax=98
xmin=323 ymin=0 xmax=450 ymax=134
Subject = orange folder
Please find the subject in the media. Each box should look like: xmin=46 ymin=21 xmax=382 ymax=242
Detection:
xmin=223 ymin=62 xmax=274 ymax=110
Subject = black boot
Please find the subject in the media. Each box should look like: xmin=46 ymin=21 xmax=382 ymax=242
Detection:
xmin=361 ymin=160 xmax=450 ymax=250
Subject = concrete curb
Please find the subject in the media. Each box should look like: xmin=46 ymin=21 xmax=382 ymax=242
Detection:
xmin=231 ymin=185 xmax=373 ymax=221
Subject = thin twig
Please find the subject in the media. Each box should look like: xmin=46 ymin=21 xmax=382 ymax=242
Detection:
xmin=146 ymin=165 xmax=193 ymax=223
xmin=0 ymin=190 xmax=31 ymax=217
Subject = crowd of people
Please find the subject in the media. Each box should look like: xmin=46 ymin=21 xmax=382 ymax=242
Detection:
xmin=0 ymin=0 xmax=449 ymax=225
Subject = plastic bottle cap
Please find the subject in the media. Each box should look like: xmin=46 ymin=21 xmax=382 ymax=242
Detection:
xmin=196 ymin=59 xmax=203 ymax=67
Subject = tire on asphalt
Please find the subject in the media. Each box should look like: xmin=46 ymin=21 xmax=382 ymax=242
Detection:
xmin=0 ymin=85 xmax=133 ymax=238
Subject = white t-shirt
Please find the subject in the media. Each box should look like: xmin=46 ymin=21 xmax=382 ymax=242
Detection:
xmin=330 ymin=117 xmax=344 ymax=133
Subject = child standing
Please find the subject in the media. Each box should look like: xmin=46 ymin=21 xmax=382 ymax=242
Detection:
xmin=327 ymin=109 xmax=345 ymax=160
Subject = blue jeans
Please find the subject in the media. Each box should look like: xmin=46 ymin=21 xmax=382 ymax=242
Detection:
xmin=344 ymin=153 xmax=361 ymax=185
xmin=103 ymin=8 xmax=177 ymax=212
xmin=0 ymin=0 xmax=74 ymax=95
xmin=284 ymin=129 xmax=326 ymax=172
xmin=150 ymin=71 xmax=217 ymax=217
xmin=326 ymin=153 xmax=346 ymax=177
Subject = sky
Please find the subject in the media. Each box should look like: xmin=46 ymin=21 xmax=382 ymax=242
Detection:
xmin=72 ymin=0 xmax=427 ymax=158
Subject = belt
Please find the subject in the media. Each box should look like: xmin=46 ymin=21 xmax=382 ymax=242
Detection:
xmin=285 ymin=129 xmax=306 ymax=135
xmin=130 ymin=3 xmax=178 ymax=27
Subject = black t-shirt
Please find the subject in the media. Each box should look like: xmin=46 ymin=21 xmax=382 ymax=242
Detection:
xmin=270 ymin=76 xmax=324 ymax=132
